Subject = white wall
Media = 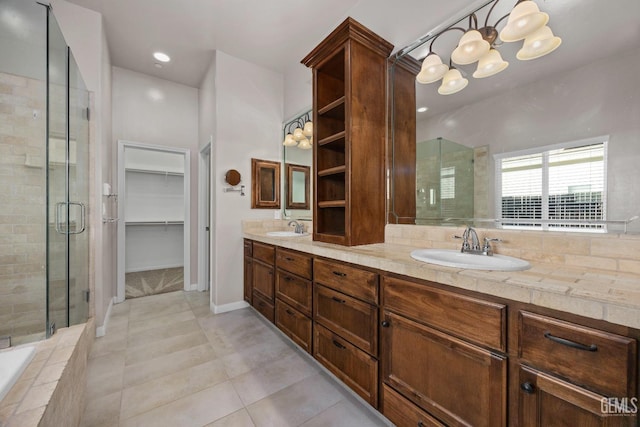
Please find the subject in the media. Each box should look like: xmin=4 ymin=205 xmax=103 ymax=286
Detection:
xmin=51 ymin=0 xmax=113 ymax=332
xmin=199 ymin=50 xmax=284 ymax=309
xmin=111 ymin=67 xmax=199 ymax=286
xmin=418 ymin=48 xmax=640 ymax=223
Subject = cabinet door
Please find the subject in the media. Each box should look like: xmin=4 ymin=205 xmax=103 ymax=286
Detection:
xmin=381 ymin=311 xmax=507 ymax=427
xmin=243 ymin=256 xmax=252 ymax=304
xmin=518 ymin=365 xmax=636 ymax=427
xmin=252 ymin=260 xmax=274 ymax=301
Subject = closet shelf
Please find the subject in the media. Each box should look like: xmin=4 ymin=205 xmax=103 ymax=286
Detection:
xmin=125 ymin=220 xmax=184 ymax=226
xmin=318 ymin=200 xmax=346 ymax=208
xmin=125 ymin=168 xmax=184 ymax=177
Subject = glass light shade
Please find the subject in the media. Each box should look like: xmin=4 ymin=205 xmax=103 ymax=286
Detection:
xmin=283 ymin=133 xmax=297 ymax=146
xmin=516 ymin=26 xmax=562 ymax=60
xmin=438 ymin=69 xmax=468 ymax=95
xmin=293 ymin=127 xmax=304 ymax=141
xmin=297 ymin=138 xmax=312 ymax=150
xmin=499 ymin=1 xmax=549 ymax=42
xmin=303 ymin=121 xmax=313 ymax=137
xmin=473 ymin=49 xmax=509 ymax=78
xmin=416 ymin=54 xmax=449 ymax=84
xmin=451 ymin=30 xmax=490 ymax=65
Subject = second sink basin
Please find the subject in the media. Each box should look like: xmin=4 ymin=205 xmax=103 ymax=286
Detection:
xmin=410 ymin=248 xmax=530 ymax=271
xmin=266 ymin=231 xmax=309 ymax=237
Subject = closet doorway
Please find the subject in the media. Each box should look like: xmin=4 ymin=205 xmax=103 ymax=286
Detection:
xmin=117 ymin=141 xmax=191 ymax=302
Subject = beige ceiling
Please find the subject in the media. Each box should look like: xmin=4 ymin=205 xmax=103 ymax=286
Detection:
xmin=64 ymin=0 xmax=472 ymax=87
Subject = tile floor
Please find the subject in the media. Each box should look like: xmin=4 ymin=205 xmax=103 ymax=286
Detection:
xmin=80 ymin=291 xmax=391 ymax=427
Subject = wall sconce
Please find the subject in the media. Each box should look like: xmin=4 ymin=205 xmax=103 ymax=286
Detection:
xmin=416 ymin=0 xmax=561 ymax=95
xmin=283 ymin=110 xmax=313 ymax=150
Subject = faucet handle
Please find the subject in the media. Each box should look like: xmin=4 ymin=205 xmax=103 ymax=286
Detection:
xmin=453 ymin=235 xmax=464 ymax=240
xmin=484 ymin=237 xmax=502 ymax=243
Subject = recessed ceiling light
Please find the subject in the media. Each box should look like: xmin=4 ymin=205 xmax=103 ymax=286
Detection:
xmin=417 ymin=107 xmax=428 ymax=113
xmin=153 ymin=52 xmax=171 ymax=62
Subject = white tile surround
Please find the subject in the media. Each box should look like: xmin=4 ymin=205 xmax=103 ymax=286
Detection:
xmin=243 ymin=220 xmax=640 ymax=329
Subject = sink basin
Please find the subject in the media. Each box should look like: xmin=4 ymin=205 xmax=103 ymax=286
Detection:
xmin=410 ymin=248 xmax=530 ymax=271
xmin=266 ymin=231 xmax=309 ymax=237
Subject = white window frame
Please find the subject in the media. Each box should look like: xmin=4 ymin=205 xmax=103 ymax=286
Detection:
xmin=494 ymin=135 xmax=608 ymax=231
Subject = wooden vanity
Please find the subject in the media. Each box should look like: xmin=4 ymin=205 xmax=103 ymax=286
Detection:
xmin=243 ymin=237 xmax=639 ymax=426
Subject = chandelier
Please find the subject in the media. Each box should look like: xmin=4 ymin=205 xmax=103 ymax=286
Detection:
xmin=417 ymin=0 xmax=562 ymax=95
xmin=282 ymin=111 xmax=313 ymax=150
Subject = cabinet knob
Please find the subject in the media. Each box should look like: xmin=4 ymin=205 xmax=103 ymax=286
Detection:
xmin=520 ymin=382 xmax=535 ymax=394
xmin=381 ymin=320 xmax=390 ymax=328
xmin=418 ymin=422 xmax=424 ymax=427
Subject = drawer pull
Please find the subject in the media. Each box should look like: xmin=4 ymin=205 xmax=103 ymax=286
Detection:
xmin=331 ymin=296 xmax=346 ymax=304
xmin=285 ymin=257 xmax=295 ymax=261
xmin=283 ymin=276 xmax=293 ymax=282
xmin=418 ymin=422 xmax=424 ymax=427
xmin=381 ymin=320 xmax=390 ymax=328
xmin=520 ymin=382 xmax=535 ymax=394
xmin=543 ymin=331 xmax=598 ymax=352
xmin=285 ymin=309 xmax=295 ymax=316
xmin=332 ymin=271 xmax=347 ymax=277
xmin=333 ymin=340 xmax=345 ymax=349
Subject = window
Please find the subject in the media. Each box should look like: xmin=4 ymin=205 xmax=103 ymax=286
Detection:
xmin=495 ymin=137 xmax=607 ymax=231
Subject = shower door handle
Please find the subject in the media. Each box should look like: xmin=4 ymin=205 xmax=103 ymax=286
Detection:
xmin=69 ymin=202 xmax=86 ymax=234
xmin=55 ymin=202 xmax=66 ymax=234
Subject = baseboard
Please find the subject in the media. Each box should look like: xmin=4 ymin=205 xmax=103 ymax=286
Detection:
xmin=211 ymin=300 xmax=249 ymax=314
xmin=95 ymin=297 xmax=115 ymax=337
xmin=189 ymin=283 xmax=198 ymax=291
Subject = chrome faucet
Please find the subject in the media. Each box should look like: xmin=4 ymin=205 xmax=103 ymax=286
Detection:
xmin=455 ymin=226 xmax=501 ymax=256
xmin=288 ymin=220 xmax=305 ymax=234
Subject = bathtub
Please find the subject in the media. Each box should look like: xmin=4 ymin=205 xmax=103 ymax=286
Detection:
xmin=0 ymin=346 xmax=36 ymax=402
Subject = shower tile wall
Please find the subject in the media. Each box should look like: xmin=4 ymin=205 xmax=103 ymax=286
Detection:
xmin=0 ymin=72 xmax=47 ymax=344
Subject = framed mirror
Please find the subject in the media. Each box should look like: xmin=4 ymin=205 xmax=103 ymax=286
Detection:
xmin=251 ymin=158 xmax=280 ymax=209
xmin=286 ymin=163 xmax=310 ymax=210
xmin=390 ymin=0 xmax=640 ymax=233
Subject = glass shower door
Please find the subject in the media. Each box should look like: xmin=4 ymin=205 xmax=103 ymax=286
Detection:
xmin=46 ymin=9 xmax=90 ymax=334
xmin=68 ymin=52 xmax=90 ymax=325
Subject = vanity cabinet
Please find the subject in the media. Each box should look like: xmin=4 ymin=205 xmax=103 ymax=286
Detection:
xmin=301 ymin=18 xmax=393 ymax=246
xmin=243 ymin=239 xmax=252 ymax=304
xmin=381 ymin=275 xmax=508 ymax=427
xmin=274 ymin=247 xmax=313 ymax=353
xmin=250 ymin=241 xmax=275 ymax=322
xmin=516 ymin=311 xmax=637 ymax=426
xmin=313 ymin=258 xmax=380 ymax=407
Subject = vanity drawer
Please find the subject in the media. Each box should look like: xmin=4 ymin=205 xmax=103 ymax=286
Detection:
xmin=314 ymin=284 xmax=378 ymax=356
xmin=243 ymin=239 xmax=253 ymax=257
xmin=314 ymin=258 xmax=378 ymax=304
xmin=383 ymin=276 xmax=506 ymax=351
xmin=252 ymin=291 xmax=274 ymax=323
xmin=276 ymin=269 xmax=312 ymax=317
xmin=519 ymin=311 xmax=636 ymax=397
xmin=252 ymin=260 xmax=274 ymax=301
xmin=381 ymin=384 xmax=444 ymax=427
xmin=276 ymin=248 xmax=312 ymax=279
xmin=253 ymin=241 xmax=275 ymax=264
xmin=275 ymin=300 xmax=312 ymax=353
xmin=314 ymin=324 xmax=378 ymax=407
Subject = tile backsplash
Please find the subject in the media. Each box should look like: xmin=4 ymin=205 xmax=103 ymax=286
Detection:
xmin=385 ymin=224 xmax=640 ymax=275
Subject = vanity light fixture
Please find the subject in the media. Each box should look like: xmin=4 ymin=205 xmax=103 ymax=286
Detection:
xmin=416 ymin=0 xmax=561 ymax=94
xmin=283 ymin=110 xmax=313 ymax=150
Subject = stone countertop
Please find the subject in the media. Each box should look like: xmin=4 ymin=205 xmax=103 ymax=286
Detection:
xmin=243 ymin=228 xmax=640 ymax=330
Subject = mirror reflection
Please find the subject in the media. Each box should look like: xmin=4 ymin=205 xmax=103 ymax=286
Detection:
xmin=391 ymin=0 xmax=640 ymax=233
xmin=282 ymin=110 xmax=313 ymax=219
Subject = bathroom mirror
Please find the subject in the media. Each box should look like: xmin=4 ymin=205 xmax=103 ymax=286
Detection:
xmin=282 ymin=110 xmax=313 ymax=219
xmin=251 ymin=158 xmax=280 ymax=209
xmin=286 ymin=163 xmax=310 ymax=210
xmin=389 ymin=0 xmax=640 ymax=233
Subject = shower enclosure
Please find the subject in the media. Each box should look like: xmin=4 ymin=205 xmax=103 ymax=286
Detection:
xmin=0 ymin=0 xmax=90 ymax=346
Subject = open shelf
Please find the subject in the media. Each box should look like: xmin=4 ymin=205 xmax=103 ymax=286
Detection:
xmin=125 ymin=168 xmax=184 ymax=176
xmin=125 ymin=220 xmax=184 ymax=226
xmin=318 ymin=165 xmax=346 ymax=177
xmin=318 ymin=96 xmax=345 ymax=118
xmin=318 ymin=200 xmax=346 ymax=208
xmin=318 ymin=131 xmax=346 ymax=147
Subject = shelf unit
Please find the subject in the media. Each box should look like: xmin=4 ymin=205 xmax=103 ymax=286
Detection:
xmin=302 ymin=17 xmax=393 ymax=246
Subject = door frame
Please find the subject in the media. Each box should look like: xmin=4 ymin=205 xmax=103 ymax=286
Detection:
xmin=116 ymin=140 xmax=191 ymax=303
xmin=197 ymin=143 xmax=211 ymax=292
